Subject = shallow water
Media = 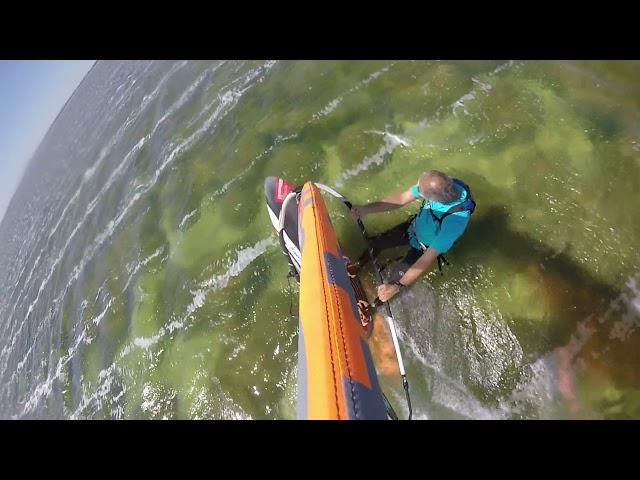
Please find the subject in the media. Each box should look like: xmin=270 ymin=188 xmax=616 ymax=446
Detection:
xmin=0 ymin=60 xmax=638 ymax=419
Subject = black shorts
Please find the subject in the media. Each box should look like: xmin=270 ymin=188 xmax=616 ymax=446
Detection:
xmin=366 ymin=218 xmax=424 ymax=279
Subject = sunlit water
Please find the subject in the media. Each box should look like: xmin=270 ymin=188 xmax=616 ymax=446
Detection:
xmin=0 ymin=60 xmax=638 ymax=419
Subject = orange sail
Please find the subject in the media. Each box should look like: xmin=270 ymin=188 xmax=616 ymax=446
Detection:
xmin=296 ymin=182 xmax=387 ymax=419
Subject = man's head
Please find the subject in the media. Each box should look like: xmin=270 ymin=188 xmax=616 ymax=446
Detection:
xmin=418 ymin=170 xmax=459 ymax=203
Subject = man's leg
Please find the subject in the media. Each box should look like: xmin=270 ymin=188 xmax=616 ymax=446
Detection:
xmin=390 ymin=247 xmax=424 ymax=283
xmin=348 ymin=218 xmax=413 ymax=273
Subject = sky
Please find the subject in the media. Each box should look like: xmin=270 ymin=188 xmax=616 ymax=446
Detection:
xmin=0 ymin=60 xmax=96 ymax=223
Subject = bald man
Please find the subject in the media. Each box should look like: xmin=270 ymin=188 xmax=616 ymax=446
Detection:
xmin=350 ymin=170 xmax=475 ymax=302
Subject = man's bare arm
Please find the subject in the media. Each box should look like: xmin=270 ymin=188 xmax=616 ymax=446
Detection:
xmin=376 ymin=247 xmax=440 ymax=302
xmin=353 ymin=190 xmax=416 ymax=217
xmin=398 ymin=247 xmax=439 ymax=286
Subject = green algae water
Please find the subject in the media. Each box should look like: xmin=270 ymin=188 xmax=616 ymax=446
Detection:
xmin=1 ymin=60 xmax=639 ymax=419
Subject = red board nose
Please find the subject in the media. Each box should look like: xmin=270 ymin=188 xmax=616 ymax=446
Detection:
xmin=274 ymin=177 xmax=294 ymax=203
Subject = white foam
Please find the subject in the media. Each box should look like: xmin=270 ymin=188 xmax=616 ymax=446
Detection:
xmin=178 ymin=210 xmax=198 ymax=230
xmin=3 ymin=61 xmax=192 ymax=337
xmin=310 ymin=64 xmax=394 ymax=122
xmin=68 ymin=237 xmax=276 ymax=418
xmin=93 ymin=299 xmax=114 ymax=326
xmin=206 ymin=132 xmax=299 ymax=204
xmin=491 ymin=60 xmax=514 ymax=76
xmin=155 ymin=62 xmax=224 ymax=129
xmin=5 ymin=287 xmax=117 ymax=405
xmin=625 ymin=275 xmax=640 ymax=315
xmin=321 ymin=98 xmax=341 ymax=115
xmin=186 ymin=61 xmax=273 ymax=131
xmin=365 ymin=130 xmax=412 ymax=147
xmin=608 ymin=274 xmax=640 ymax=341
xmin=16 ymin=325 xmax=89 ymax=417
xmin=468 ymin=133 xmax=486 ymax=146
xmin=335 ymin=131 xmax=411 ymax=187
xmin=1 ymin=134 xmax=151 ymax=364
xmin=450 ymin=61 xmax=515 ymax=118
xmin=398 ymin=321 xmax=510 ymax=420
xmin=84 ymin=61 xmax=187 ymax=182
xmin=133 ymin=335 xmax=162 ymax=350
xmin=471 ymin=77 xmax=493 ymax=92
xmin=1 ymin=61 xmax=276 ymax=383
xmin=201 ymin=237 xmax=277 ymax=290
xmin=130 ymin=238 xmax=273 ymax=356
xmin=121 ymin=247 xmax=166 ymax=294
xmin=313 ymin=98 xmax=342 ymax=120
xmin=452 ymin=91 xmax=477 ymax=116
xmin=362 ymin=66 xmax=391 ymax=85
